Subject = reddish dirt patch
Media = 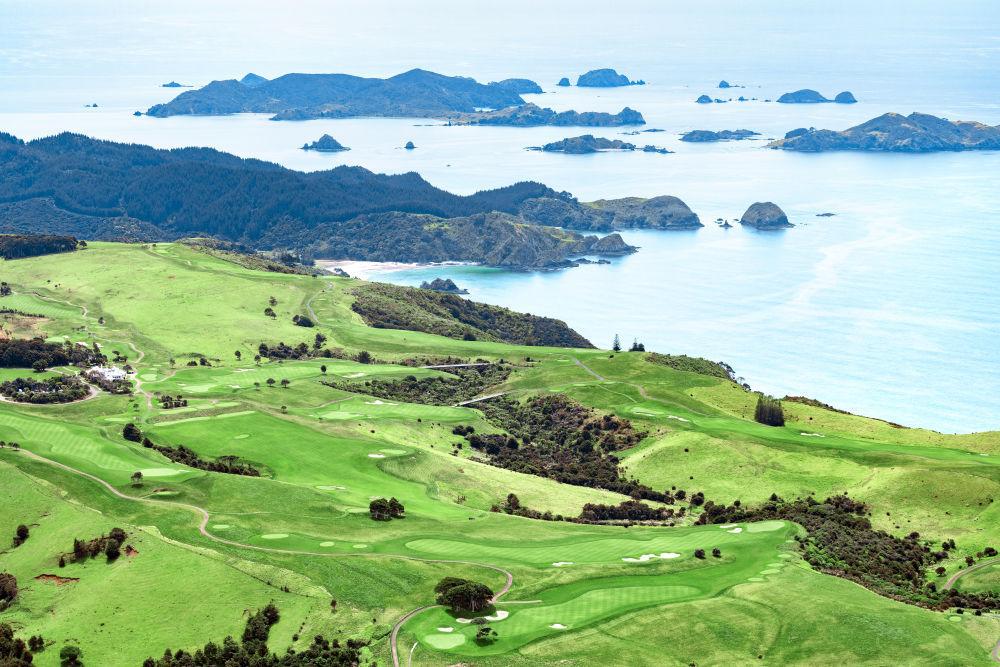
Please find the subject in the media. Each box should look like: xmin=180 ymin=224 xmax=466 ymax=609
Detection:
xmin=35 ymin=574 xmax=79 ymax=586
xmin=125 ymin=545 xmax=139 ymax=559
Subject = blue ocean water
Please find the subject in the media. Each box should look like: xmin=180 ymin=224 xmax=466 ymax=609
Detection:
xmin=1 ymin=0 xmax=998 ymax=432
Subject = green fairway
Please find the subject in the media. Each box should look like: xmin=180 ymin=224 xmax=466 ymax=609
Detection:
xmin=1 ymin=243 xmax=998 ymax=665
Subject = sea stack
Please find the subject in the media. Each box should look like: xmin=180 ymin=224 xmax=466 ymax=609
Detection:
xmin=739 ymin=202 xmax=793 ymax=229
xmin=404 ymin=141 xmax=416 ymax=150
xmin=696 ymin=94 xmax=713 ymax=104
xmin=557 ymin=77 xmax=571 ymax=87
xmin=301 ymin=134 xmax=349 ymax=152
xmin=834 ymin=91 xmax=857 ymax=103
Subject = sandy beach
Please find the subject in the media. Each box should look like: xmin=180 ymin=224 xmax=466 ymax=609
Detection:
xmin=315 ymin=259 xmax=471 ymax=280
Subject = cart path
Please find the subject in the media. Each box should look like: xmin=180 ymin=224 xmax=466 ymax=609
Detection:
xmin=11 ymin=448 xmax=538 ymax=667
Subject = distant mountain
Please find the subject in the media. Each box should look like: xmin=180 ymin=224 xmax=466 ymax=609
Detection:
xmin=0 ymin=132 xmax=634 ymax=269
xmin=146 ymin=69 xmax=635 ymax=126
xmin=769 ymin=112 xmax=1000 ymax=152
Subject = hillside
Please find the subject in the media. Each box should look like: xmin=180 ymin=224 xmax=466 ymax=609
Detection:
xmin=0 ymin=243 xmax=997 ymax=666
xmin=769 ymin=112 xmax=1000 ymax=152
xmin=0 ymin=133 xmax=634 ymax=269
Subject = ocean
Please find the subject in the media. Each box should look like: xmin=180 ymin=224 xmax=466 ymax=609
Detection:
xmin=1 ymin=0 xmax=998 ymax=432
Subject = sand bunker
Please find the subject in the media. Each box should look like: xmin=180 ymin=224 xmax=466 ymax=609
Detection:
xmin=484 ymin=610 xmax=509 ymax=621
xmin=720 ymin=524 xmax=738 ymax=529
xmin=365 ymin=400 xmax=397 ymax=405
xmin=233 ymin=434 xmax=249 ymax=439
xmin=800 ymin=432 xmax=825 ymax=437
xmin=455 ymin=618 xmax=472 ymax=623
xmin=667 ymin=415 xmax=690 ymax=422
xmin=260 ymin=533 xmax=288 ymax=540
xmin=227 ymin=384 xmax=241 ymax=388
xmin=622 ymin=552 xmax=680 ymax=562
xmin=549 ymin=623 xmax=568 ymax=629
xmin=437 ymin=627 xmax=454 ymax=632
xmin=727 ymin=527 xmax=743 ymax=533
xmin=368 ymin=454 xmax=386 ymax=458
xmin=317 ymin=485 xmax=346 ymax=490
xmin=233 ymin=369 xmax=254 ymax=373
xmin=344 ymin=373 xmax=365 ymax=378
xmin=552 ymin=561 xmax=574 ymax=567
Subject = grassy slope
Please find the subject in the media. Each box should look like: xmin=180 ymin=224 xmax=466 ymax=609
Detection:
xmin=0 ymin=243 xmax=997 ymax=665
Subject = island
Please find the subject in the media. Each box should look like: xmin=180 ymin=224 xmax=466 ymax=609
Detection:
xmin=488 ymin=78 xmax=543 ymax=94
xmin=680 ymin=129 xmax=760 ymax=142
xmin=301 ymin=134 xmax=349 ymax=152
xmin=576 ymin=69 xmax=644 ymax=87
xmin=146 ymin=69 xmax=640 ymax=127
xmin=719 ymin=80 xmax=732 ymax=88
xmin=420 ymin=278 xmax=469 ymax=294
xmin=739 ymin=202 xmax=793 ymax=229
xmin=404 ymin=141 xmax=416 ymax=150
xmin=456 ymin=103 xmax=644 ymax=127
xmin=557 ymin=77 xmax=571 ymax=87
xmin=161 ymin=81 xmax=188 ymax=88
xmin=536 ymin=135 xmax=670 ymax=154
xmin=768 ymin=112 xmax=1000 ymax=152
xmin=776 ymin=89 xmax=857 ymax=104
xmin=696 ymin=95 xmax=713 ymax=104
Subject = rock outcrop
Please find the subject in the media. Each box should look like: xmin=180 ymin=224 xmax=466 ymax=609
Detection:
xmin=589 ymin=232 xmax=633 ymax=254
xmin=458 ymin=103 xmax=644 ymax=127
xmin=834 ymin=91 xmax=857 ymax=103
xmin=404 ymin=141 xmax=416 ymax=150
xmin=739 ymin=202 xmax=792 ymax=229
xmin=680 ymin=129 xmax=760 ymax=142
xmin=557 ymin=77 xmax=571 ymax=87
xmin=696 ymin=95 xmax=713 ymax=104
xmin=162 ymin=81 xmax=184 ymax=88
xmin=777 ymin=89 xmax=830 ymax=103
xmin=718 ymin=80 xmax=732 ymax=88
xmin=301 ymin=134 xmax=349 ymax=151
xmin=769 ymin=112 xmax=1000 ymax=152
xmin=540 ymin=135 xmax=636 ymax=153
xmin=589 ymin=196 xmax=703 ymax=230
xmin=489 ymin=78 xmax=543 ymax=94
xmin=420 ymin=278 xmax=469 ymax=294
xmin=576 ymin=69 xmax=642 ymax=87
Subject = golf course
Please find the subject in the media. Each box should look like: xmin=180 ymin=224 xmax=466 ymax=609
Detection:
xmin=1 ymin=242 xmax=998 ymax=665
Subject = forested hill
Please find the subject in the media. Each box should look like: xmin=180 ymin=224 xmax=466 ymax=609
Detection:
xmin=147 ymin=69 xmax=527 ymax=119
xmin=0 ymin=132 xmax=634 ymax=268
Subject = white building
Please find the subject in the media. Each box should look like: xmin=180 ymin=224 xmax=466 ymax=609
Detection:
xmin=89 ymin=366 xmax=127 ymax=381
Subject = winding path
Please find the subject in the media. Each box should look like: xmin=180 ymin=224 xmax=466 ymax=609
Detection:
xmin=943 ymin=557 xmax=1000 ymax=591
xmin=10 ymin=448 xmax=531 ymax=667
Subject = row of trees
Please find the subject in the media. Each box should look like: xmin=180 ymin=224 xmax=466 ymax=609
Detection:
xmin=369 ymin=498 xmax=405 ymax=521
xmin=324 ymin=364 xmax=509 ymax=406
xmin=0 ymin=338 xmax=105 ymax=369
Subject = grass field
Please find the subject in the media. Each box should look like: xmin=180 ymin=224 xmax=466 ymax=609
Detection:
xmin=0 ymin=243 xmax=998 ymax=665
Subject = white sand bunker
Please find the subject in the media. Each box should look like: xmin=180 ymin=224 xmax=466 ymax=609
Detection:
xmin=800 ymin=432 xmax=825 ymax=437
xmin=720 ymin=524 xmax=738 ymax=529
xmin=455 ymin=618 xmax=472 ymax=624
xmin=317 ymin=485 xmax=346 ymax=490
xmin=552 ymin=561 xmax=574 ymax=567
xmin=320 ymin=541 xmax=335 ymax=547
xmin=549 ymin=623 xmax=568 ymax=629
xmin=260 ymin=533 xmax=288 ymax=540
xmin=365 ymin=400 xmax=397 ymax=405
xmin=368 ymin=454 xmax=386 ymax=458
xmin=622 ymin=552 xmax=680 ymax=562
xmin=233 ymin=434 xmax=250 ymax=439
xmin=667 ymin=415 xmax=690 ymax=422
xmin=344 ymin=373 xmax=365 ymax=378
xmin=437 ymin=627 xmax=454 ymax=632
xmin=233 ymin=368 xmax=254 ymax=372
xmin=727 ymin=527 xmax=743 ymax=533
xmin=484 ymin=610 xmax=509 ymax=621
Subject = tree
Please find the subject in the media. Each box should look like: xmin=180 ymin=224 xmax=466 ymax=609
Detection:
xmin=369 ymin=498 xmax=391 ymax=521
xmin=612 ymin=334 xmax=621 ymax=352
xmin=73 ymin=539 xmax=87 ymax=561
xmin=388 ymin=498 xmax=405 ymax=518
xmin=131 ymin=471 xmax=144 ymax=486
xmin=314 ymin=333 xmax=327 ymax=349
xmin=434 ymin=577 xmax=494 ymax=612
xmin=357 ymin=350 xmax=372 ymax=364
xmin=0 ymin=573 xmax=17 ymax=604
xmin=122 ymin=423 xmax=142 ymax=442
xmin=254 ymin=354 xmax=261 ymax=365
xmin=32 ymin=359 xmax=48 ymax=373
xmin=59 ymin=644 xmax=83 ymax=666
xmin=234 ymin=350 xmax=241 ymax=360
xmin=475 ymin=626 xmax=498 ymax=645
xmin=269 ymin=296 xmax=277 ymax=307
xmin=712 ymin=547 xmax=721 ymax=558
xmin=59 ymin=555 xmax=66 ymax=568
xmin=105 ymin=538 xmax=121 ymax=562
xmin=753 ymin=395 xmax=785 ymax=427
xmin=13 ymin=525 xmax=29 ymax=547
xmin=320 ymin=365 xmax=327 ymax=374
xmin=694 ymin=548 xmax=706 ymax=559
xmin=280 ymin=379 xmax=290 ymax=388
xmin=266 ymin=378 xmax=276 ymax=387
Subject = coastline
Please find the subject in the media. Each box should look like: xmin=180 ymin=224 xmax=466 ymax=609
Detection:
xmin=315 ymin=259 xmax=474 ymax=281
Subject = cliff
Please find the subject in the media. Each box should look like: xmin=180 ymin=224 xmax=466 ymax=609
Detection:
xmin=420 ymin=278 xmax=469 ymax=294
xmin=769 ymin=112 xmax=1000 ymax=152
xmin=739 ymin=202 xmax=792 ymax=229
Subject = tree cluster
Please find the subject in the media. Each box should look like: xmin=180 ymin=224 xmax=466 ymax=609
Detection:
xmin=324 ymin=364 xmax=509 ymax=406
xmin=66 ymin=526 xmax=129 ymax=564
xmin=469 ymin=394 xmax=662 ymax=500
xmin=696 ymin=493 xmax=1000 ymax=612
xmin=645 ymin=352 xmax=736 ymax=381
xmin=0 ymin=374 xmax=89 ymax=404
xmin=11 ymin=524 xmax=29 ymax=548
xmin=0 ymin=621 xmax=36 ymax=666
xmin=0 ymin=338 xmax=105 ymax=369
xmin=143 ymin=603 xmax=363 ymax=666
xmin=0 ymin=574 xmax=17 ymax=610
xmin=350 ymin=282 xmax=593 ymax=348
xmin=754 ymin=395 xmax=785 ymax=427
xmin=158 ymin=394 xmax=188 ymax=409
xmin=369 ymin=497 xmax=405 ymax=521
xmin=434 ymin=577 xmax=494 ymax=613
xmin=0 ymin=233 xmax=79 ymax=260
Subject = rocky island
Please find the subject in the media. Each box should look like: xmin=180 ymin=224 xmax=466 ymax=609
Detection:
xmin=739 ymin=202 xmax=793 ymax=229
xmin=557 ymin=77 xmax=571 ymax=87
xmin=680 ymin=129 xmax=760 ymax=142
xmin=161 ymin=81 xmax=187 ymax=88
xmin=146 ymin=69 xmax=639 ymax=127
xmin=776 ymin=89 xmax=857 ymax=104
xmin=301 ymin=134 xmax=349 ymax=152
xmin=420 ymin=278 xmax=469 ymax=294
xmin=536 ymin=135 xmax=669 ymax=154
xmin=576 ymin=68 xmax=644 ymax=87
xmin=769 ymin=112 xmax=1000 ymax=152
